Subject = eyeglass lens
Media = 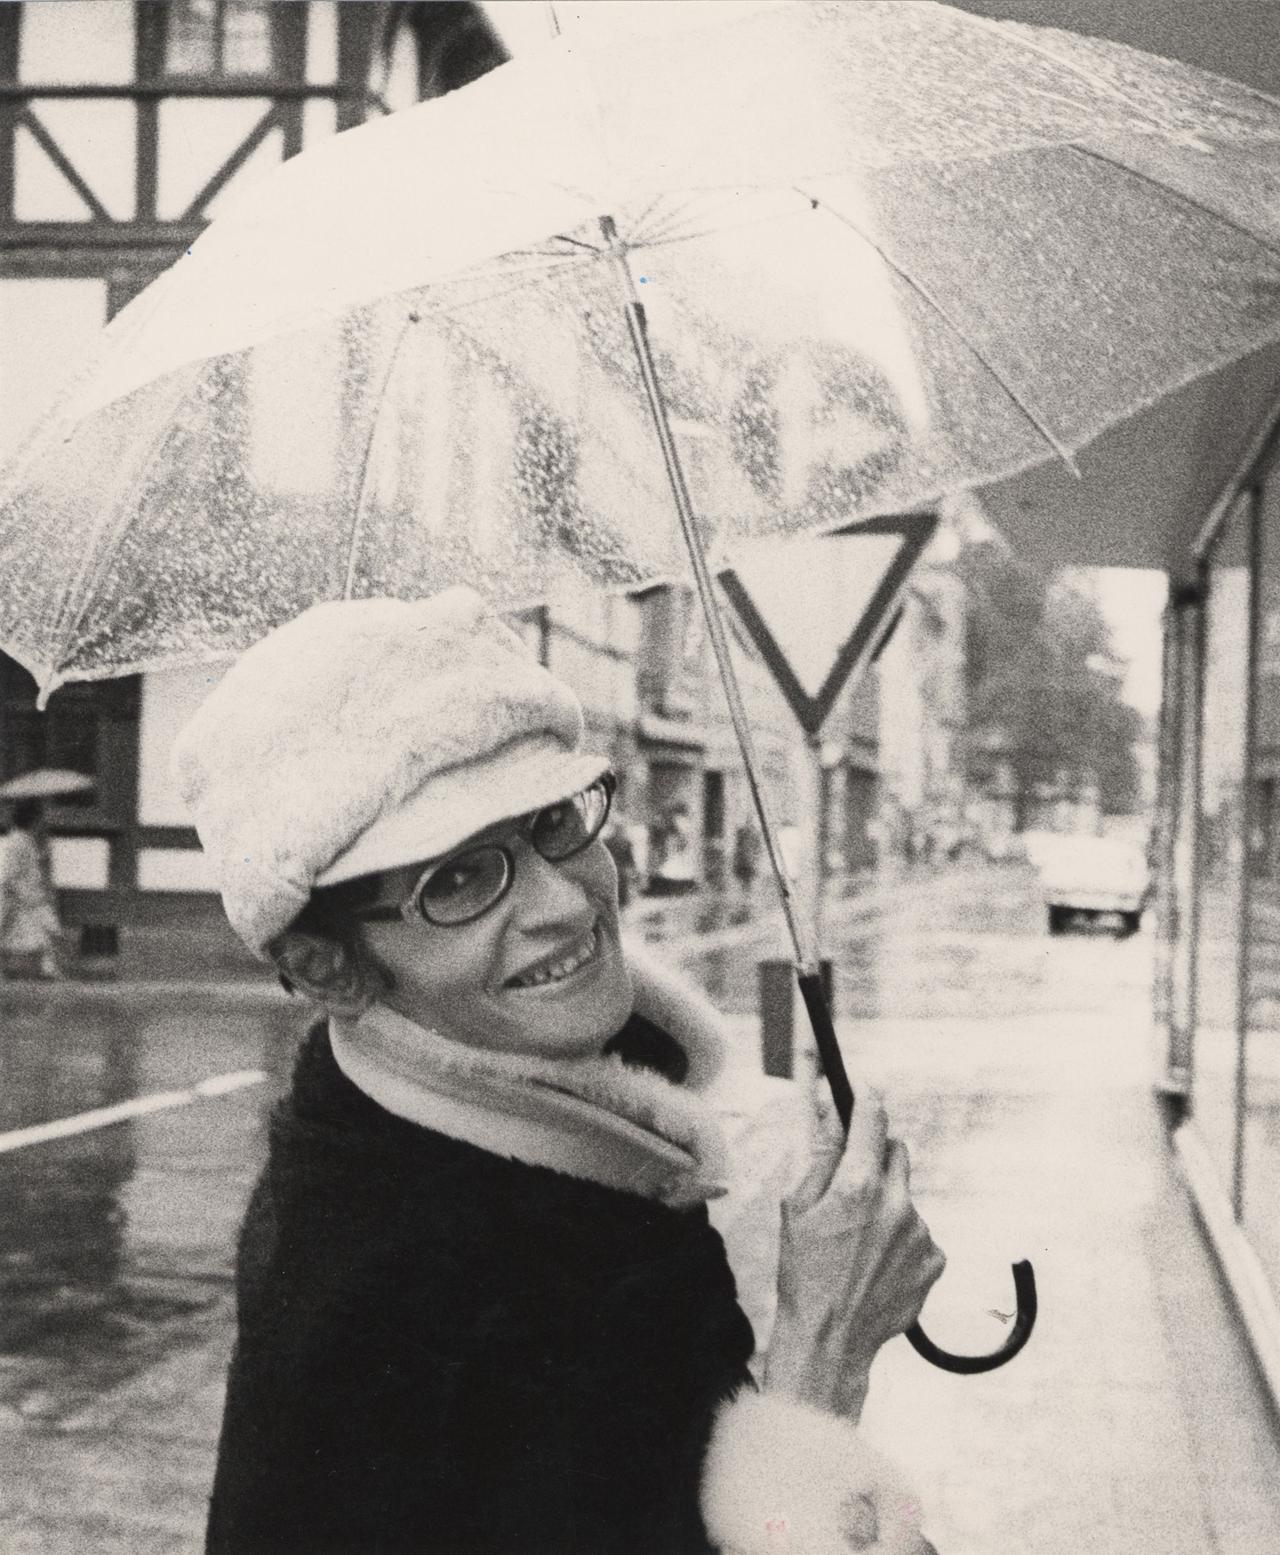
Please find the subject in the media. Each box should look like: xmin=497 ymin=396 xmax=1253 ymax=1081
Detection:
xmin=413 ymin=778 xmax=613 ymax=926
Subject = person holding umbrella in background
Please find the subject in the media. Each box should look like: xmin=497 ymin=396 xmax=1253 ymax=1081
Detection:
xmin=0 ymin=769 xmax=86 ymax=979
xmin=0 ymin=798 xmax=60 ymax=979
xmin=175 ymin=588 xmax=943 ymax=1555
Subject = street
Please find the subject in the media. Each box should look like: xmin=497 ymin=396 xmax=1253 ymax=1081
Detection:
xmin=3 ymin=860 xmax=1279 ymax=1553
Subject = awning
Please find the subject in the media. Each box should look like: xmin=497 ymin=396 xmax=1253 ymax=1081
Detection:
xmin=977 ymin=347 xmax=1280 ymax=579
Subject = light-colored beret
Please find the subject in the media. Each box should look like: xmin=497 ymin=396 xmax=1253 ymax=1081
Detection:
xmin=172 ymin=588 xmax=609 ymax=957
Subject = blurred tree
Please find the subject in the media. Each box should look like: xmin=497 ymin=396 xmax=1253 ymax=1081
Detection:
xmin=958 ymin=539 xmax=1143 ymax=829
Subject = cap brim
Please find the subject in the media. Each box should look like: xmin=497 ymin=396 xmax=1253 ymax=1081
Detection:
xmin=314 ymin=744 xmax=612 ymax=889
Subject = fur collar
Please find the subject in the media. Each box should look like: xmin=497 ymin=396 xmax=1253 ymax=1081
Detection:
xmin=329 ymin=940 xmax=730 ymax=1207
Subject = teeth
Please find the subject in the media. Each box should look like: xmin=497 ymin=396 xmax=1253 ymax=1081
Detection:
xmin=515 ymin=929 xmax=597 ymax=989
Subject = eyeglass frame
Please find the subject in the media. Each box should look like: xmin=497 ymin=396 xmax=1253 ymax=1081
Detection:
xmin=340 ymin=771 xmax=617 ymax=930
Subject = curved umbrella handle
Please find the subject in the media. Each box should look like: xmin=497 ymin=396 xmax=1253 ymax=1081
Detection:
xmin=906 ymin=1261 xmax=1037 ymax=1373
xmin=797 ymin=972 xmax=1038 ymax=1374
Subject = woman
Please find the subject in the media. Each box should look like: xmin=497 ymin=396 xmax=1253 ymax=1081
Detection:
xmin=175 ymin=588 xmax=944 ymax=1555
xmin=0 ymin=798 xmax=62 ymax=979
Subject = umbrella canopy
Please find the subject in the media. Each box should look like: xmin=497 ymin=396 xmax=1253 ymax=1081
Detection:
xmin=0 ymin=768 xmax=95 ymax=801
xmin=3 ymin=0 xmax=1280 ymax=701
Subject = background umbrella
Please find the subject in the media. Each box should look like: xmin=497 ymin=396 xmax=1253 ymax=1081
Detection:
xmin=0 ymin=769 xmax=96 ymax=802
xmin=4 ymin=0 xmax=1280 ymax=1366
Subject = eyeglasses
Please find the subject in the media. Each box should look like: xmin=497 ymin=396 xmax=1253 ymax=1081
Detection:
xmin=347 ymin=773 xmax=616 ymax=929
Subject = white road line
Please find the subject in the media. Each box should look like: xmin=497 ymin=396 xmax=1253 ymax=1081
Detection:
xmin=0 ymin=1069 xmax=268 ymax=1154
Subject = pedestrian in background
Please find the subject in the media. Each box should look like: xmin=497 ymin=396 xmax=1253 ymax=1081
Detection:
xmin=0 ymin=798 xmax=62 ymax=980
xmin=175 ymin=588 xmax=943 ymax=1555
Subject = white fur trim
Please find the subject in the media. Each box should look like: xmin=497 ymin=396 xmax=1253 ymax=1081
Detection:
xmin=701 ymin=1392 xmax=929 ymax=1555
xmin=329 ymin=945 xmax=733 ymax=1206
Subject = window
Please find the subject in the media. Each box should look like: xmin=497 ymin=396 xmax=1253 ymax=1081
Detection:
xmin=1194 ymin=493 xmax=1252 ymax=1200
xmin=164 ymin=0 xmax=274 ymax=79
xmin=1242 ymin=466 xmax=1280 ymax=1289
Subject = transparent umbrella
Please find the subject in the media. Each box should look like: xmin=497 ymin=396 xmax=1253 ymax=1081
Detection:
xmin=4 ymin=0 xmax=1280 ymax=1369
xmin=4 ymin=1 xmax=1280 ymax=698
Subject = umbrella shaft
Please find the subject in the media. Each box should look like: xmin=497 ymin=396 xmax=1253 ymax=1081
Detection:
xmin=605 ymin=226 xmax=815 ymax=972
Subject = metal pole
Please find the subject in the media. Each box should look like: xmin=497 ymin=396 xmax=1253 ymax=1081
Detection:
xmin=807 ymin=730 xmax=830 ymax=958
xmin=600 ymin=215 xmax=819 ymax=975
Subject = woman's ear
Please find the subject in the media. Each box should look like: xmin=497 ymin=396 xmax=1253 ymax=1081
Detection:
xmin=267 ymin=925 xmax=383 ymax=1017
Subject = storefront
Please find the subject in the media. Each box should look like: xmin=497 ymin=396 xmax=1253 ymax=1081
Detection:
xmin=1154 ymin=415 xmax=1280 ymax=1405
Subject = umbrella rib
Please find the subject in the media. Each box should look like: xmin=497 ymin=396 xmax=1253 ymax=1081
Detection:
xmin=798 ymin=188 xmax=1080 ymax=474
xmin=957 ymin=7 xmax=1217 ymax=145
xmin=549 ymin=233 xmax=602 ymax=253
xmin=40 ymin=370 xmax=196 ymax=699
xmin=632 ymin=203 xmax=816 ymax=255
xmin=343 ymin=314 xmax=420 ymax=600
xmin=627 ymin=193 xmax=675 ymax=242
xmin=631 ymin=192 xmax=769 ymax=249
xmin=1067 ymin=141 xmax=1280 ymax=263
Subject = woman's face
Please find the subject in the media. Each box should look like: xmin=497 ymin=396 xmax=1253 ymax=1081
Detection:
xmin=354 ymin=831 xmax=633 ymax=1059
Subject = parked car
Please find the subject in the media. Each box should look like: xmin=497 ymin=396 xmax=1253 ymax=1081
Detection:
xmin=1035 ymin=835 xmax=1151 ymax=937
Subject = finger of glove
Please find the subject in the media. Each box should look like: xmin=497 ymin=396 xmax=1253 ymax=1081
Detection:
xmin=786 ymin=1103 xmax=845 ymax=1209
xmin=883 ymin=1137 xmax=913 ymax=1209
xmin=836 ymin=1086 xmax=889 ymax=1189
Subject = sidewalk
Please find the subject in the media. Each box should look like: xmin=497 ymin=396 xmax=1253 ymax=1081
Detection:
xmin=710 ymin=1006 xmax=1280 ymax=1555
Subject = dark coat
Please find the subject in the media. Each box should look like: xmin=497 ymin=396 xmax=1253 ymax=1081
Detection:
xmin=207 ymin=1022 xmax=756 ymax=1555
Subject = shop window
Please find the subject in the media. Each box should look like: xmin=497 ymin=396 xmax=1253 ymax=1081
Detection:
xmin=1242 ymin=467 xmax=1280 ymax=1291
xmin=1194 ymin=493 xmax=1252 ymax=1199
xmin=164 ymin=0 xmax=275 ymax=80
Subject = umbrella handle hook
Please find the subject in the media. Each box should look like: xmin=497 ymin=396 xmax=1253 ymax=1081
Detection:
xmin=797 ymin=972 xmax=1038 ymax=1374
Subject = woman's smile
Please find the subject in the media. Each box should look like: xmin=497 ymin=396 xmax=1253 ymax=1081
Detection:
xmin=505 ymin=924 xmax=601 ymax=990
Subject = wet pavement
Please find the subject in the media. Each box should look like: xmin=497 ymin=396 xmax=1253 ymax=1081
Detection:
xmin=1 ymin=992 xmax=296 ymax=1435
xmin=2 ymin=861 xmax=1278 ymax=1552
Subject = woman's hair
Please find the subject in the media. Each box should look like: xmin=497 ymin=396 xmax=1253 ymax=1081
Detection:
xmin=270 ymin=874 xmax=395 ymax=1002
xmin=12 ymin=799 xmax=41 ymax=829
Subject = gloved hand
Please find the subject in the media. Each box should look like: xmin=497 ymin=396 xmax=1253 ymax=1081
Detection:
xmin=763 ymin=1081 xmax=946 ymax=1420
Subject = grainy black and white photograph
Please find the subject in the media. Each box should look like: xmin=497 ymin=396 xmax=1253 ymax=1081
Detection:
xmin=1 ymin=1 xmax=1279 ymax=1551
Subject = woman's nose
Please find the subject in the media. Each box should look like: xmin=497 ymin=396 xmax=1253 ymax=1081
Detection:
xmin=507 ymin=840 xmax=595 ymax=929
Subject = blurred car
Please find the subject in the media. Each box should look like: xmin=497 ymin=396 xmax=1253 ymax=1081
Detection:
xmin=1036 ymin=834 xmax=1151 ymax=937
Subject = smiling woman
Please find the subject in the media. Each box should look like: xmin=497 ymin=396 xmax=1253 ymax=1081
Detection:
xmin=171 ymin=586 xmax=943 ymax=1555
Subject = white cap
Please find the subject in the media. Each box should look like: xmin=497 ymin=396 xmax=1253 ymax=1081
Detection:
xmin=173 ymin=588 xmax=609 ymax=957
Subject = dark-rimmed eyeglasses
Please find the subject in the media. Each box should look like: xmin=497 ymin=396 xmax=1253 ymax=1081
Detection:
xmin=343 ymin=772 xmax=616 ymax=929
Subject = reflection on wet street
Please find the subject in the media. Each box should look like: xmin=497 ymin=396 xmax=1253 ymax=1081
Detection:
xmin=680 ymin=860 xmax=1151 ymax=1023
xmin=0 ymin=991 xmax=300 ymax=1426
